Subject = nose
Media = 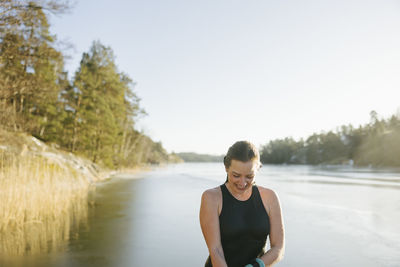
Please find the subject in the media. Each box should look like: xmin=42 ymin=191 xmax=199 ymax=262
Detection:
xmin=239 ymin=177 xmax=247 ymax=187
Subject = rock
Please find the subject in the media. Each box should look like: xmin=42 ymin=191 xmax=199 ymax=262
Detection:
xmin=0 ymin=129 xmax=108 ymax=183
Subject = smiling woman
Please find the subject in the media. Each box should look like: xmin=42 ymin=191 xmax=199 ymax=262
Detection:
xmin=200 ymin=141 xmax=285 ymax=267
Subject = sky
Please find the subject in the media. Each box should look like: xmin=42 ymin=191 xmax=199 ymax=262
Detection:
xmin=50 ymin=0 xmax=400 ymax=155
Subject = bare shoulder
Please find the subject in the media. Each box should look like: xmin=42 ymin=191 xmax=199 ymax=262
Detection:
xmin=256 ymin=185 xmax=282 ymax=213
xmin=201 ymin=186 xmax=222 ymax=203
xmin=201 ymin=186 xmax=223 ymax=214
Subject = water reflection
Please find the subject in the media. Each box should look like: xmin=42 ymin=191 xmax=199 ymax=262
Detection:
xmin=62 ymin=174 xmax=208 ymax=267
xmin=64 ymin=178 xmax=140 ymax=267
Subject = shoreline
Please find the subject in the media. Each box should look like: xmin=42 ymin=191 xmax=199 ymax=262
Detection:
xmin=106 ymin=163 xmax=169 ymax=180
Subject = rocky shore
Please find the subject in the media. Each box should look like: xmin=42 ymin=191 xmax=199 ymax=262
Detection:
xmin=0 ymin=129 xmax=109 ymax=183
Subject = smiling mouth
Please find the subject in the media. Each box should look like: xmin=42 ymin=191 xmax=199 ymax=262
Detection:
xmin=236 ymin=184 xmax=247 ymax=190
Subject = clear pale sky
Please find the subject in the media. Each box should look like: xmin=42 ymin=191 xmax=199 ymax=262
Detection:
xmin=51 ymin=0 xmax=400 ymax=155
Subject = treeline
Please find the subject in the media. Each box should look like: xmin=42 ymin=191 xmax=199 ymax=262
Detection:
xmin=176 ymin=152 xmax=224 ymax=162
xmin=0 ymin=0 xmax=180 ymax=168
xmin=260 ymin=111 xmax=400 ymax=167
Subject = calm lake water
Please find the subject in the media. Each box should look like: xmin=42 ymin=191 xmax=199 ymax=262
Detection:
xmin=2 ymin=163 xmax=400 ymax=267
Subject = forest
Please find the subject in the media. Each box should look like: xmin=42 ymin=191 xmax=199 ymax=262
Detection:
xmin=260 ymin=110 xmax=400 ymax=167
xmin=0 ymin=0 xmax=181 ymax=168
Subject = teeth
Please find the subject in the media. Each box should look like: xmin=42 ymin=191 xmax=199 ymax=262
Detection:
xmin=237 ymin=184 xmax=246 ymax=189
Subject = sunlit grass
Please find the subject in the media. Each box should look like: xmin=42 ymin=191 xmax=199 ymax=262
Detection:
xmin=0 ymin=152 xmax=92 ymax=257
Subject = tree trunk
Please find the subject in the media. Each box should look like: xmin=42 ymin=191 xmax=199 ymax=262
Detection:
xmin=71 ymin=94 xmax=81 ymax=152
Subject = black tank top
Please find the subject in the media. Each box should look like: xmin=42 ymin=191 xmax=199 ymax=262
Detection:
xmin=205 ymin=183 xmax=270 ymax=267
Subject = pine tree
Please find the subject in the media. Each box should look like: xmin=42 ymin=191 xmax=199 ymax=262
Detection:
xmin=0 ymin=0 xmax=68 ymax=137
xmin=68 ymin=41 xmax=143 ymax=167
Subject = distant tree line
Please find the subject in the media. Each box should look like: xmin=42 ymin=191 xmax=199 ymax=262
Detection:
xmin=176 ymin=152 xmax=224 ymax=162
xmin=0 ymin=0 xmax=180 ymax=168
xmin=260 ymin=110 xmax=400 ymax=167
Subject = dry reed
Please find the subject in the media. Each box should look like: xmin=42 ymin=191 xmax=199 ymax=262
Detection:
xmin=0 ymin=152 xmax=92 ymax=257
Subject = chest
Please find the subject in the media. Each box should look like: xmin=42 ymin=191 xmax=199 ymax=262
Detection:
xmin=219 ymin=199 xmax=270 ymax=241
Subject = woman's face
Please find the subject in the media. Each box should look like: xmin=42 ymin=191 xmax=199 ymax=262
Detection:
xmin=225 ymin=159 xmax=259 ymax=193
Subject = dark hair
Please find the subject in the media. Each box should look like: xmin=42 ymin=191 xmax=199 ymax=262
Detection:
xmin=224 ymin=140 xmax=261 ymax=169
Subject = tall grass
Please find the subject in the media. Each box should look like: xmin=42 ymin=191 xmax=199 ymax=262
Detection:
xmin=0 ymin=152 xmax=92 ymax=257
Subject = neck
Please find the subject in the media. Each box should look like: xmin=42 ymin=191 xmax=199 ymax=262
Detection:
xmin=225 ymin=182 xmax=252 ymax=201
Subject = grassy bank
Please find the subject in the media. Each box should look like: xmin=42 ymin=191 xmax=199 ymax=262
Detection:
xmin=0 ymin=128 xmax=156 ymax=258
xmin=0 ymin=152 xmax=92 ymax=256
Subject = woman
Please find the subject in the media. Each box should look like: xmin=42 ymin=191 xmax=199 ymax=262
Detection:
xmin=200 ymin=141 xmax=285 ymax=267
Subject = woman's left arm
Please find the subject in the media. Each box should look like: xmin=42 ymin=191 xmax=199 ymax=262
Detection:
xmin=259 ymin=189 xmax=285 ymax=266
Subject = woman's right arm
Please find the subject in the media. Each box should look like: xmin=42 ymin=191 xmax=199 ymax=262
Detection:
xmin=200 ymin=189 xmax=228 ymax=267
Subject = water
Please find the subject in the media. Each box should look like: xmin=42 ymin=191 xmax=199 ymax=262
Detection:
xmin=2 ymin=163 xmax=400 ymax=266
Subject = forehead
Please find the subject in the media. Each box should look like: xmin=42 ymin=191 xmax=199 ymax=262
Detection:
xmin=229 ymin=159 xmax=258 ymax=174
